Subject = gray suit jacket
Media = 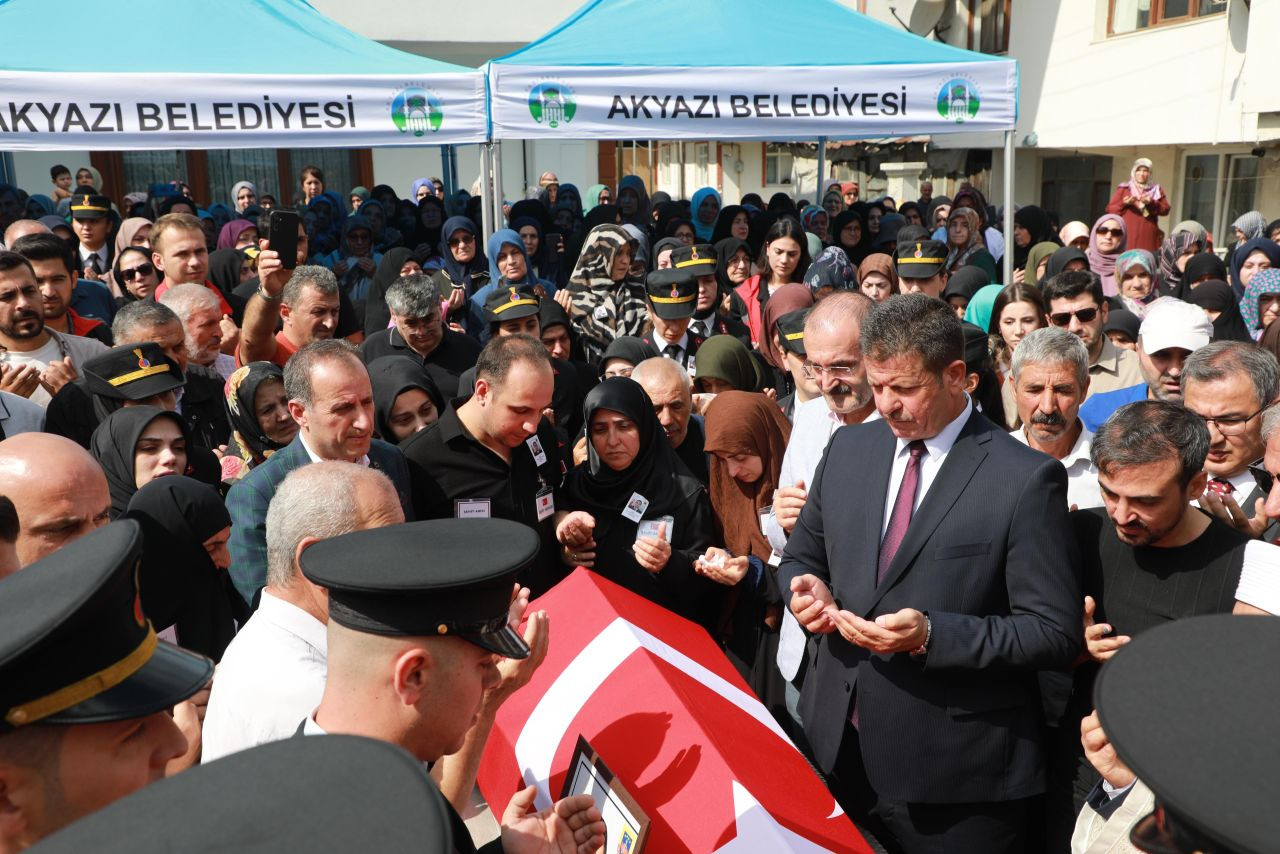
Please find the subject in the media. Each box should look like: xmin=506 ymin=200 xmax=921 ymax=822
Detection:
xmin=227 ymin=436 xmax=412 ymax=604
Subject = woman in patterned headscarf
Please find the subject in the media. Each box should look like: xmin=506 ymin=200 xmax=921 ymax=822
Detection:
xmin=564 ymin=225 xmax=648 ymax=366
xmin=1105 ymin=157 xmax=1169 ymax=252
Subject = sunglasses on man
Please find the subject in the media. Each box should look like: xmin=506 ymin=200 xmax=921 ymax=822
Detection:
xmin=1048 ymin=307 xmax=1099 ymax=327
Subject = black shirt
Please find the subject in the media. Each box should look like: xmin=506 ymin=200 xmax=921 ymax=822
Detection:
xmin=456 ymin=357 xmax=586 ymax=441
xmin=360 ymin=326 xmax=482 ymax=402
xmin=402 ymin=398 xmax=566 ymax=595
xmin=1075 ymin=507 xmax=1247 ymax=636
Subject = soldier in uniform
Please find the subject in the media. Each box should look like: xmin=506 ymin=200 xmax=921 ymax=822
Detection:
xmin=298 ymin=519 xmax=606 ymax=854
xmin=0 ymin=522 xmax=212 ymax=848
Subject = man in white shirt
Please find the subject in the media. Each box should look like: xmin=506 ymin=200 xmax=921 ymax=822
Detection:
xmin=1009 ymin=327 xmax=1103 ymax=510
xmin=0 ymin=251 xmax=107 ymax=407
xmin=202 ymin=461 xmax=405 ymax=762
xmin=764 ymin=291 xmax=877 ymax=711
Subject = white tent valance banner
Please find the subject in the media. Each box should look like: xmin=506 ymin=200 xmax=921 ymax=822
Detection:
xmin=489 ymin=62 xmax=1016 ymax=141
xmin=0 ymin=71 xmax=489 ymax=150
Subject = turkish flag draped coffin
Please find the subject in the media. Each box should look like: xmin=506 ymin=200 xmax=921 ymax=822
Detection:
xmin=478 ymin=568 xmax=872 ymax=853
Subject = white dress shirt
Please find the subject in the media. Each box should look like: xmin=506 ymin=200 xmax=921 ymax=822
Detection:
xmin=880 ymin=398 xmax=973 ymax=537
xmin=78 ymin=243 xmax=109 ymax=274
xmin=201 ymin=591 xmax=328 ymax=762
xmin=299 ymin=430 xmax=370 ymax=468
xmin=772 ymin=396 xmax=881 ymax=680
xmin=1011 ymin=422 xmax=1104 ymax=510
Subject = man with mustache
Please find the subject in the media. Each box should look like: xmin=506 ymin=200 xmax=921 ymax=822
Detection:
xmin=0 ymin=251 xmax=107 ymax=407
xmin=1009 ymin=327 xmax=1103 ymax=510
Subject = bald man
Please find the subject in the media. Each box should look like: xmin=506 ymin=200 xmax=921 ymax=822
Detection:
xmin=0 ymin=432 xmax=111 ymax=570
xmin=2 ymin=218 xmax=49 ymax=248
xmin=631 ymin=356 xmax=708 ymax=484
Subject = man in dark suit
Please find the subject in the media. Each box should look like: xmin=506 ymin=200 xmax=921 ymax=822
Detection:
xmin=227 ymin=339 xmax=412 ymax=605
xmin=778 ymin=294 xmax=1082 ymax=853
xmin=1182 ymin=340 xmax=1280 ymax=541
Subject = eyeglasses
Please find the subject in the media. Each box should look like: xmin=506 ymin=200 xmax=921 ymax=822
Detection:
xmin=802 ymin=363 xmax=856 ymax=380
xmin=1048 ymin=307 xmax=1099 ymax=327
xmin=121 ymin=262 xmax=154 ymax=281
xmin=447 ymin=234 xmax=475 ymax=247
xmin=1196 ymin=405 xmax=1267 ymax=436
xmin=1095 ymin=227 xmax=1124 ymax=237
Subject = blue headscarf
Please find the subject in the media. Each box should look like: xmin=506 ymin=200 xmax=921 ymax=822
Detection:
xmin=691 ymin=187 xmax=722 ymax=242
xmin=486 ymin=228 xmax=537 ymax=286
xmin=410 ymin=177 xmax=434 ymax=202
xmin=438 ymin=215 xmax=487 ymax=287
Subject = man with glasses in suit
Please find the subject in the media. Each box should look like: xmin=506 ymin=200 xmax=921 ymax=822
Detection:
xmin=1183 ymin=340 xmax=1280 ymax=541
xmin=1042 ymin=271 xmax=1142 ymax=400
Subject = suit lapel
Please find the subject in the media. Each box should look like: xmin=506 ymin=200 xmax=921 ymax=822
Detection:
xmin=863 ymin=412 xmax=990 ymax=616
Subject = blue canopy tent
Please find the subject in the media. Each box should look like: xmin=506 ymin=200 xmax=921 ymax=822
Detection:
xmin=0 ymin=0 xmax=487 ymax=153
xmin=484 ymin=0 xmax=1018 ymax=280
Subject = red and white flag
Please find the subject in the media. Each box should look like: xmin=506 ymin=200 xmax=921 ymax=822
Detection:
xmin=479 ymin=568 xmax=873 ymax=852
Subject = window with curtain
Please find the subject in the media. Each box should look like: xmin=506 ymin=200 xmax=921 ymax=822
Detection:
xmin=969 ymin=0 xmax=1010 ymax=54
xmin=206 ymin=149 xmax=280 ymax=210
xmin=764 ymin=144 xmax=794 ymax=186
xmin=288 ymin=149 xmax=356 ymax=207
xmin=1110 ymin=0 xmax=1225 ymax=35
xmin=121 ymin=151 xmax=185 ymax=196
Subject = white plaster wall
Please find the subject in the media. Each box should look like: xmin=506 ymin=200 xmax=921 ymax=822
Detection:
xmin=1009 ymin=0 xmax=1260 ymax=149
xmin=13 ymin=150 xmax=91 ymax=197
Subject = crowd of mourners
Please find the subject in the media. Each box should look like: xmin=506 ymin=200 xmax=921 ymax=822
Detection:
xmin=0 ymin=155 xmax=1277 ymax=854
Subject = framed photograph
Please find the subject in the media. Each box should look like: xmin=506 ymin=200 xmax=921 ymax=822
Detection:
xmin=559 ymin=735 xmax=649 ymax=853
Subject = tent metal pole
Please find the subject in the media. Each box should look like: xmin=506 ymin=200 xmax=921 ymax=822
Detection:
xmin=480 ymin=143 xmax=495 ymax=245
xmin=492 ymin=139 xmax=505 ymax=229
xmin=817 ymin=137 xmax=826 ymax=198
xmin=1002 ymin=130 xmax=1014 ymax=286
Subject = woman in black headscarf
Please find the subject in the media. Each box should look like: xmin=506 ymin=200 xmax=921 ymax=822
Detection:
xmin=124 ymin=476 xmax=247 ymax=661
xmin=711 ymin=204 xmax=751 ymax=244
xmin=368 ymin=355 xmax=443 ymax=444
xmin=556 ymin=378 xmax=717 ymax=626
xmin=413 ymin=194 xmax=447 ymax=254
xmin=222 ymin=361 xmax=297 ymax=481
xmin=831 ymin=205 xmax=872 ymax=266
xmin=598 ymin=336 xmax=659 ymax=380
xmin=91 ymin=406 xmax=191 ymax=518
xmin=1180 ymin=252 xmax=1229 ymax=292
xmin=511 ymin=214 xmax=561 ymax=288
xmin=1043 ymin=246 xmax=1091 ymax=281
xmin=207 ymin=248 xmax=246 ymax=299
xmin=363 ymin=246 xmax=423 ymax=336
xmin=1184 ymin=280 xmax=1253 ymax=343
xmin=1011 ymin=205 xmax=1057 ymax=277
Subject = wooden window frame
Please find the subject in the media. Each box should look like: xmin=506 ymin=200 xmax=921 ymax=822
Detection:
xmin=1107 ymin=0 xmax=1226 ymax=36
xmin=966 ymin=0 xmax=1012 ymax=55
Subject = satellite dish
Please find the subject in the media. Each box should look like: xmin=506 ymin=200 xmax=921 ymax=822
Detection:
xmin=862 ymin=0 xmax=946 ymax=36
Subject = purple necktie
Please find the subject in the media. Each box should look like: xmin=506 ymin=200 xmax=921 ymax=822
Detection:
xmin=878 ymin=440 xmax=926 ymax=585
xmin=852 ymin=440 xmax=928 ymax=730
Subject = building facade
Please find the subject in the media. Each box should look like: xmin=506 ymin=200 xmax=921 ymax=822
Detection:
xmin=7 ymin=0 xmax=1277 ymax=237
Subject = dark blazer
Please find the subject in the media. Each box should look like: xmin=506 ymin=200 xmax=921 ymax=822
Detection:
xmin=226 ymin=434 xmax=413 ymax=605
xmin=778 ymin=409 xmax=1082 ymax=805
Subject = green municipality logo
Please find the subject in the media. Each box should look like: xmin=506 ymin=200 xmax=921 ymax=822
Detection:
xmin=937 ymin=78 xmax=980 ymax=124
xmin=528 ymin=82 xmax=576 ymax=129
xmin=390 ymin=86 xmax=443 ymax=137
